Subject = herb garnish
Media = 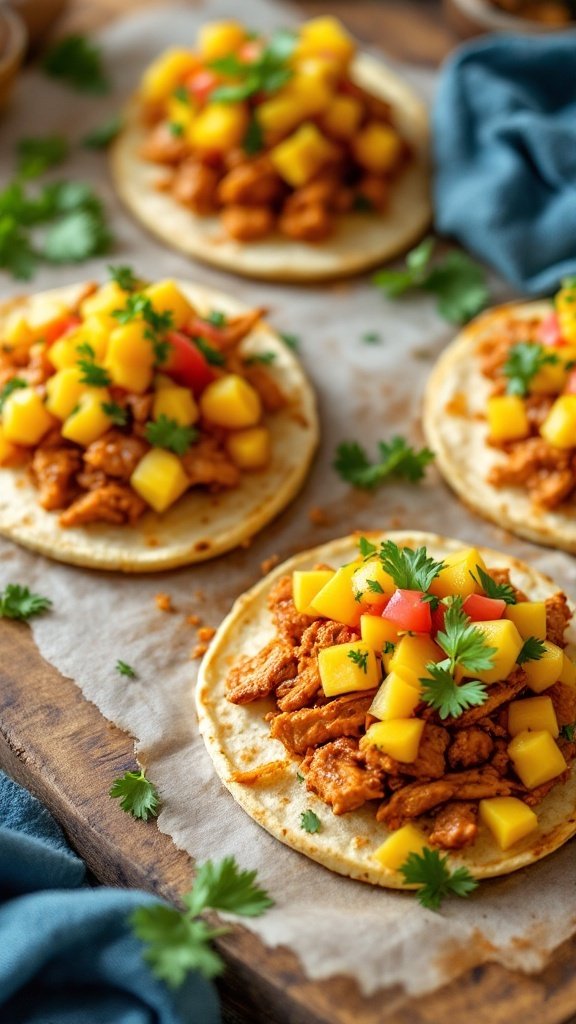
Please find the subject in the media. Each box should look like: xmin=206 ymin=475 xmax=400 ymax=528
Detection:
xmin=204 ymin=311 xmax=227 ymax=327
xmin=168 ymin=121 xmax=185 ymax=137
xmin=210 ymin=30 xmax=296 ymax=103
xmin=109 ymin=769 xmax=159 ymax=821
xmin=17 ymin=136 xmax=68 ymax=180
xmin=82 ymin=114 xmax=123 ymax=149
xmin=560 ymin=724 xmax=575 ymax=741
xmin=279 ymin=332 xmax=299 ymax=351
xmin=361 ymin=331 xmax=381 ymax=345
xmin=108 ymin=264 xmax=141 ymax=292
xmin=102 ymin=401 xmax=129 ymax=426
xmin=517 ymin=636 xmax=547 ymax=665
xmin=243 ymin=114 xmax=265 ymax=155
xmin=193 ymin=336 xmax=225 ymax=366
xmin=245 ymin=351 xmax=276 ymax=366
xmin=358 ymin=536 xmax=377 ymax=559
xmin=334 ymin=437 xmax=434 ymax=489
xmin=383 ymin=641 xmax=396 ymax=655
xmin=503 ymin=342 xmax=559 ymax=397
xmin=469 ymin=564 xmax=517 ymax=605
xmin=348 ymin=649 xmax=369 ymax=673
xmin=145 ymin=415 xmax=198 ymax=456
xmin=435 ymin=598 xmax=497 ymax=674
xmin=43 ymin=35 xmax=110 ymax=94
xmin=378 ymin=541 xmax=444 ymax=592
xmin=399 ymin=848 xmax=478 ymax=910
xmin=112 ymin=293 xmax=173 ymax=364
xmin=0 ymin=377 xmax=27 ymax=410
xmin=116 ymin=659 xmax=137 ymax=679
xmin=300 ymin=809 xmax=321 ymax=834
xmin=77 ymin=345 xmax=111 ymax=388
xmin=0 ymin=584 xmax=52 ymax=621
xmin=420 ymin=663 xmax=487 ymax=720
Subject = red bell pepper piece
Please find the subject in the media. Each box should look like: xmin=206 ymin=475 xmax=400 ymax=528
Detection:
xmin=537 ymin=311 xmax=566 ymax=348
xmin=382 ymin=590 xmax=432 ymax=633
xmin=463 ymin=594 xmax=506 ymax=621
xmin=162 ymin=331 xmax=217 ymax=395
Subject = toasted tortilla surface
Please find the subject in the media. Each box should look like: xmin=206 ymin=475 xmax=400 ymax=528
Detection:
xmin=197 ymin=530 xmax=576 ymax=888
xmin=111 ymin=54 xmax=431 ymax=283
xmin=423 ymin=301 xmax=576 ymax=554
xmin=0 ymin=282 xmax=318 ymax=572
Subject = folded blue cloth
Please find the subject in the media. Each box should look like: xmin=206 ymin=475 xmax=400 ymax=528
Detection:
xmin=433 ymin=32 xmax=576 ymax=296
xmin=0 ymin=771 xmax=220 ymax=1024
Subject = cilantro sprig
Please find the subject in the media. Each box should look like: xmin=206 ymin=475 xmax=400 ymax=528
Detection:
xmin=399 ymin=848 xmax=478 ymax=910
xmin=0 ymin=584 xmax=52 ymax=621
xmin=334 ymin=437 xmax=434 ymax=489
xmin=0 ymin=377 xmax=27 ymax=411
xmin=421 ymin=662 xmax=487 ymax=720
xmin=145 ymin=415 xmax=198 ymax=456
xmin=77 ymin=344 xmax=111 ymax=388
xmin=210 ymin=29 xmax=296 ymax=103
xmin=378 ymin=541 xmax=444 ymax=592
xmin=17 ymin=136 xmax=68 ymax=180
xmin=503 ymin=342 xmax=559 ymax=397
xmin=470 ymin=564 xmax=517 ymax=605
xmin=517 ymin=636 xmax=547 ymax=665
xmin=348 ymin=649 xmax=369 ymax=673
xmin=300 ymin=810 xmax=321 ymax=834
xmin=109 ymin=769 xmax=159 ymax=821
xmin=116 ymin=659 xmax=137 ymax=679
xmin=193 ymin=336 xmax=225 ymax=367
xmin=108 ymin=264 xmax=142 ymax=292
xmin=131 ymin=856 xmax=273 ymax=985
xmin=113 ymin=293 xmax=173 ymax=364
xmin=43 ymin=35 xmax=110 ymax=94
xmin=435 ymin=598 xmax=496 ymax=673
xmin=101 ymin=401 xmax=129 ymax=426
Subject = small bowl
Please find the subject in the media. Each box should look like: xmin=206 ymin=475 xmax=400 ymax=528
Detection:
xmin=443 ymin=0 xmax=575 ymax=36
xmin=0 ymin=5 xmax=27 ymax=109
xmin=9 ymin=0 xmax=69 ymax=50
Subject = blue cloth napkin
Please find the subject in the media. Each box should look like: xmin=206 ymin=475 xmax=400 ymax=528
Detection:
xmin=0 ymin=771 xmax=220 ymax=1024
xmin=433 ymin=32 xmax=576 ymax=295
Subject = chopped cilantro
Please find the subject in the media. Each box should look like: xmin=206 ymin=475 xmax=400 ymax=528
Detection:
xmin=109 ymin=769 xmax=159 ymax=821
xmin=503 ymin=342 xmax=559 ymax=398
xmin=193 ymin=337 xmax=225 ymax=367
xmin=210 ymin=30 xmax=296 ymax=103
xmin=517 ymin=636 xmax=547 ymax=665
xmin=279 ymin=332 xmax=299 ymax=351
xmin=244 ymin=351 xmax=276 ymax=366
xmin=469 ymin=564 xmax=517 ymax=605
xmin=300 ymin=809 xmax=321 ymax=834
xmin=116 ymin=659 xmax=137 ymax=679
xmin=420 ymin=661 xmax=487 ymax=720
xmin=348 ymin=648 xmax=369 ymax=673
xmin=0 ymin=584 xmax=52 ymax=621
xmin=0 ymin=377 xmax=27 ymax=411
xmin=334 ymin=437 xmax=435 ymax=489
xmin=399 ymin=848 xmax=478 ymax=910
xmin=17 ymin=135 xmax=68 ymax=180
xmin=43 ymin=35 xmax=110 ymax=94
xmin=82 ymin=114 xmax=123 ymax=149
xmin=378 ymin=541 xmax=444 ymax=592
xmin=145 ymin=415 xmax=198 ymax=456
xmin=102 ymin=401 xmax=129 ymax=426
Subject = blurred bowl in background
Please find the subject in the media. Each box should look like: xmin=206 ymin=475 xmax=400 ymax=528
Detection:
xmin=0 ymin=4 xmax=26 ymax=109
xmin=9 ymin=0 xmax=69 ymax=49
xmin=444 ymin=0 xmax=575 ymax=35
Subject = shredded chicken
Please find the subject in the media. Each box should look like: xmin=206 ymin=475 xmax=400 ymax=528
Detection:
xmin=429 ymin=802 xmax=478 ymax=850
xmin=181 ymin=436 xmax=240 ymax=489
xmin=362 ymin=724 xmax=449 ymax=780
xmin=305 ymin=738 xmax=385 ymax=815
xmin=447 ymin=728 xmax=494 ymax=769
xmin=226 ymin=639 xmax=296 ymax=704
xmin=377 ymin=769 xmax=515 ymax=830
xmin=545 ymin=593 xmax=571 ymax=646
xmin=31 ymin=446 xmax=81 ymax=510
xmin=83 ymin=431 xmax=148 ymax=480
xmin=269 ymin=693 xmax=374 ymax=756
xmin=59 ymin=483 xmax=146 ymax=527
xmin=267 ymin=575 xmax=317 ymax=646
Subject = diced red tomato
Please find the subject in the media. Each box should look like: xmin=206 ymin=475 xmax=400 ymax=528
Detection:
xmin=463 ymin=594 xmax=506 ymax=621
xmin=186 ymin=69 xmax=220 ymax=105
xmin=537 ymin=311 xmax=566 ymax=348
xmin=431 ymin=603 xmax=446 ymax=636
xmin=367 ymin=595 xmax=389 ymax=616
xmin=42 ymin=315 xmax=82 ymax=347
xmin=564 ymin=368 xmax=576 ymax=394
xmin=186 ymin=316 xmax=226 ymax=344
xmin=382 ymin=590 xmax=432 ymax=633
xmin=162 ymin=331 xmax=217 ymax=395
xmin=238 ymin=40 xmax=264 ymax=63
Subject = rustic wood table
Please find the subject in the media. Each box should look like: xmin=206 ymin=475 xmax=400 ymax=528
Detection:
xmin=2 ymin=3 xmax=576 ymax=1023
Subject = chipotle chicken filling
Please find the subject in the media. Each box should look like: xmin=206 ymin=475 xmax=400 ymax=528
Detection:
xmin=225 ymin=539 xmax=576 ymax=857
xmin=136 ymin=18 xmax=411 ymax=244
xmin=0 ymin=274 xmax=286 ymax=527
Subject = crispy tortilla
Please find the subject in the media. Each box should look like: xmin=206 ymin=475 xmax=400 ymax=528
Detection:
xmin=0 ymin=281 xmax=318 ymax=572
xmin=197 ymin=530 xmax=576 ymax=888
xmin=422 ymin=300 xmax=576 ymax=554
xmin=110 ymin=55 xmax=431 ymax=283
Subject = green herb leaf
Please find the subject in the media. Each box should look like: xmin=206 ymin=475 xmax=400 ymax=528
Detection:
xmin=361 ymin=331 xmax=381 ymax=344
xmin=185 ymin=856 xmax=274 ymax=918
xmin=0 ymin=377 xmax=27 ymax=410
xmin=168 ymin=121 xmax=185 ymax=137
xmin=503 ymin=342 xmax=559 ymax=398
xmin=113 ymin=293 xmax=173 ymax=334
xmin=347 ymin=648 xmax=369 ymax=673
xmin=77 ymin=357 xmax=111 ymax=388
xmin=358 ymin=536 xmax=377 ymax=559
xmin=210 ymin=30 xmax=296 ymax=104
xmin=43 ymin=35 xmax=110 ymax=94
xmin=145 ymin=415 xmax=198 ymax=456
xmin=109 ymin=769 xmax=159 ymax=820
xmin=17 ymin=135 xmax=68 ymax=179
xmin=383 ymin=640 xmax=396 ymax=655
xmin=469 ymin=564 xmax=517 ymax=605
xmin=193 ymin=336 xmax=225 ymax=366
xmin=436 ymin=598 xmax=496 ymax=673
xmin=279 ymin=332 xmax=299 ymax=351
xmin=101 ymin=401 xmax=129 ymax=426
xmin=83 ymin=114 xmax=123 ymax=149
xmin=0 ymin=217 xmax=37 ymax=280
xmin=42 ymin=207 xmax=112 ymax=264
xmin=420 ymin=660 xmax=488 ymax=720
xmin=367 ymin=579 xmax=385 ymax=595
xmin=108 ymin=264 xmax=141 ymax=292
xmin=243 ymin=114 xmax=265 ymax=155
xmin=334 ymin=437 xmax=435 ymax=490
xmin=204 ymin=311 xmax=227 ymax=327
xmin=300 ymin=809 xmax=321 ymax=834
xmin=378 ymin=541 xmax=444 ymax=592
xmin=245 ymin=351 xmax=276 ymax=366
xmin=399 ymin=847 xmax=478 ymax=910
xmin=373 ymin=237 xmax=435 ymax=297
xmin=0 ymin=584 xmax=52 ymax=621
xmin=517 ymin=636 xmax=547 ymax=665
xmin=116 ymin=659 xmax=137 ymax=679
xmin=560 ymin=724 xmax=575 ymax=741
xmin=296 ymin=771 xmax=305 ymax=783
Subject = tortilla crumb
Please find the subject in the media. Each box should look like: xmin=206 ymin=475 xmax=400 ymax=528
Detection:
xmin=445 ymin=392 xmax=469 ymax=417
xmin=155 ymin=592 xmax=174 ymax=613
xmin=191 ymin=643 xmax=208 ymax=659
xmin=309 ymin=505 xmax=330 ymax=526
xmin=231 ymin=760 xmax=290 ymax=785
xmin=261 ymin=554 xmax=280 ymax=575
xmin=186 ymin=613 xmax=202 ymax=626
xmin=193 ymin=589 xmax=205 ymax=602
xmin=197 ymin=626 xmax=216 ymax=643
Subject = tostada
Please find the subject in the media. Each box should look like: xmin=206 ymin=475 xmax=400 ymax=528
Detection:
xmin=197 ymin=531 xmax=576 ymax=887
xmin=111 ymin=17 xmax=430 ymax=282
xmin=0 ymin=271 xmax=317 ymax=570
xmin=423 ymin=279 xmax=576 ymax=553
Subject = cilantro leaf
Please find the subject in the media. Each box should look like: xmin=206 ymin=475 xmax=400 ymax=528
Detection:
xmin=108 ymin=264 xmax=141 ymax=291
xmin=435 ymin=598 xmax=496 ymax=673
xmin=113 ymin=294 xmax=173 ymax=334
xmin=399 ymin=848 xmax=478 ymax=910
xmin=378 ymin=541 xmax=444 ymax=592
xmin=560 ymin=724 xmax=575 ymax=741
xmin=245 ymin=351 xmax=276 ymax=366
xmin=0 ymin=377 xmax=27 ymax=410
xmin=373 ymin=237 xmax=435 ymax=297
xmin=210 ymin=30 xmax=296 ymax=103
xmin=145 ymin=415 xmax=198 ymax=456
xmin=0 ymin=216 xmax=37 ymax=280
xmin=184 ymin=856 xmax=274 ymax=918
xmin=504 ymin=342 xmax=559 ymax=398
xmin=243 ymin=114 xmax=264 ymax=155
xmin=42 ymin=207 xmax=112 ymax=264
xmin=77 ymin=357 xmax=111 ymax=388
xmin=193 ymin=336 xmax=225 ymax=367
xmin=383 ymin=640 xmax=396 ymax=655
xmin=17 ymin=135 xmax=68 ymax=179
xmin=517 ymin=636 xmax=547 ymax=665
xmin=109 ymin=769 xmax=159 ymax=820
xmin=0 ymin=584 xmax=52 ymax=621
xmin=83 ymin=114 xmax=123 ymax=149
xmin=43 ymin=35 xmax=110 ymax=94
xmin=204 ymin=311 xmax=227 ymax=327
xmin=420 ymin=660 xmax=487 ymax=720
xmin=300 ymin=809 xmax=321 ymax=834
xmin=358 ymin=536 xmax=377 ymax=559
xmin=362 ymin=331 xmax=381 ymax=344
xmin=279 ymin=332 xmax=299 ymax=351
xmin=469 ymin=564 xmax=517 ymax=605
xmin=347 ymin=648 xmax=369 ymax=673
xmin=116 ymin=659 xmax=137 ymax=679
xmin=334 ymin=437 xmax=434 ymax=489
xmin=102 ymin=401 xmax=128 ymax=426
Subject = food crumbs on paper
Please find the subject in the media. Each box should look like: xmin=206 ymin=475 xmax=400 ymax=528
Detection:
xmin=186 ymin=613 xmax=202 ymax=626
xmin=309 ymin=505 xmax=330 ymax=526
xmin=191 ymin=643 xmax=208 ymax=659
xmin=197 ymin=626 xmax=216 ymax=643
xmin=261 ymin=554 xmax=280 ymax=575
xmin=155 ymin=592 xmax=174 ymax=613
xmin=193 ymin=589 xmax=205 ymax=603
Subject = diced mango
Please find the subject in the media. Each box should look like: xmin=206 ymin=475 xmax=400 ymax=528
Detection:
xmin=505 ymin=601 xmax=546 ymax=641
xmin=374 ymin=823 xmax=429 ymax=870
xmin=508 ymin=695 xmax=559 ymax=738
xmin=26 ymin=299 xmax=71 ymax=343
xmin=361 ymin=719 xmax=425 ymax=763
xmin=197 ymin=21 xmax=246 ymax=60
xmin=153 ymin=385 xmax=198 ymax=427
xmin=369 ymin=672 xmax=421 ymax=721
xmin=556 ymin=281 xmax=576 ymax=345
xmin=353 ymin=122 xmax=402 ymax=175
xmin=508 ymin=729 xmax=567 ymax=789
xmin=473 ymin=619 xmax=523 ymax=684
xmin=296 ymin=17 xmax=355 ymax=66
xmin=61 ymin=390 xmax=112 ymax=447
xmin=131 ymin=447 xmax=189 ymax=513
xmin=190 ymin=103 xmax=249 ymax=153
xmin=107 ymin=323 xmax=154 ymax=366
xmin=487 ymin=394 xmax=530 ymax=443
xmin=322 ymin=94 xmax=363 ymax=140
xmin=80 ymin=282 xmax=128 ymax=321
xmin=559 ymin=652 xmax=576 ymax=687
xmin=140 ymin=48 xmax=199 ymax=103
xmin=479 ymin=797 xmax=538 ymax=850
xmin=540 ymin=395 xmax=576 ymax=449
xmin=48 ymin=336 xmax=82 ymax=371
xmin=167 ymin=93 xmax=196 ymax=134
xmin=523 ymin=640 xmax=563 ymax=693
xmin=1 ymin=388 xmax=53 ymax=446
xmin=154 ymin=373 xmax=173 ymax=390
xmin=389 ymin=634 xmax=443 ymax=684
xmin=226 ymin=427 xmax=270 ymax=469
xmin=45 ymin=367 xmax=87 ymax=421
xmin=429 ymin=547 xmax=487 ymax=599
xmin=310 ymin=562 xmax=362 ymax=627
xmin=351 ymin=558 xmax=395 ymax=605
xmin=257 ymin=95 xmax=308 ymax=141
xmin=144 ymin=279 xmax=194 ymax=331
xmin=200 ymin=375 xmax=261 ymax=429
xmin=318 ymin=640 xmax=380 ymax=697
xmin=292 ymin=569 xmax=335 ymax=614
xmin=530 ymin=359 xmax=568 ymax=394
xmin=270 ymin=123 xmax=337 ymax=188
xmin=285 ymin=73 xmax=333 ymax=117
xmin=79 ymin=315 xmax=111 ymax=362
xmin=106 ymin=357 xmax=153 ymax=395
xmin=2 ymin=311 xmax=33 ymax=352
xmin=360 ymin=614 xmax=400 ymax=652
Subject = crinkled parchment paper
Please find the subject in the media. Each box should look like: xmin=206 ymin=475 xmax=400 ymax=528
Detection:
xmin=1 ymin=0 xmax=575 ymax=998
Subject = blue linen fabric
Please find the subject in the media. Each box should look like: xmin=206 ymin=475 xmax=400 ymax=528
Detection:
xmin=433 ymin=32 xmax=576 ymax=295
xmin=0 ymin=771 xmax=220 ymax=1024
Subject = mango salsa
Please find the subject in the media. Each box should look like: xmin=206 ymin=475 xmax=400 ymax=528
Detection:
xmin=369 ymin=672 xmax=421 ymax=721
xmin=353 ymin=122 xmax=402 ymax=175
xmin=200 ymin=376 xmax=262 ymax=429
xmin=360 ymin=613 xmax=400 ymax=652
xmin=479 ymin=797 xmax=538 ymax=850
xmin=2 ymin=388 xmax=53 ymax=446
xmin=508 ymin=695 xmax=559 ymax=738
xmin=296 ymin=16 xmax=355 ymax=65
xmin=226 ymin=427 xmax=270 ymax=469
xmin=351 ymin=558 xmax=395 ymax=605
xmin=540 ymin=395 xmax=576 ymax=449
xmin=318 ymin=641 xmax=380 ymax=697
xmin=145 ymin=280 xmax=193 ymax=330
xmin=270 ymin=123 xmax=337 ymax=188
xmin=310 ymin=562 xmax=362 ymax=627
xmin=556 ymin=280 xmax=576 ymax=344
xmin=473 ymin=619 xmax=523 ymax=684
xmin=153 ymin=385 xmax=198 ymax=427
xmin=45 ymin=367 xmax=86 ymax=421
xmin=487 ymin=395 xmax=530 ymax=443
xmin=0 ymin=425 xmax=18 ymax=465
xmin=293 ymin=570 xmax=335 ymax=614
xmin=429 ymin=547 xmax=487 ymax=599
xmin=505 ymin=601 xmax=546 ymax=641
xmin=131 ymin=448 xmax=189 ymax=513
xmin=197 ymin=20 xmax=246 ymax=60
xmin=361 ymin=719 xmax=425 ymax=763
xmin=389 ymin=634 xmax=443 ymax=685
xmin=190 ymin=103 xmax=249 ymax=153
xmin=61 ymin=391 xmax=112 ymax=447
xmin=322 ymin=95 xmax=363 ymax=141
xmin=523 ymin=640 xmax=563 ymax=692
xmin=140 ymin=48 xmax=199 ymax=103
xmin=508 ymin=729 xmax=567 ymax=788
xmin=374 ymin=824 xmax=429 ymax=870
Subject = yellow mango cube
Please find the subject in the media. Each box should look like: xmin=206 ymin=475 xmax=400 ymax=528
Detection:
xmin=226 ymin=427 xmax=270 ymax=469
xmin=292 ymin=570 xmax=335 ymax=614
xmin=361 ymin=719 xmax=425 ymax=763
xmin=369 ymin=672 xmax=421 ymax=721
xmin=540 ymin=395 xmax=576 ymax=449
xmin=556 ymin=282 xmax=576 ymax=344
xmin=473 ymin=619 xmax=523 ymax=684
xmin=197 ymin=21 xmax=245 ymax=60
xmin=318 ymin=640 xmax=380 ymax=697
xmin=310 ymin=562 xmax=362 ymax=627
xmin=200 ymin=375 xmax=261 ymax=429
xmin=296 ymin=17 xmax=355 ymax=65
xmin=153 ymin=385 xmax=198 ymax=427
xmin=140 ymin=48 xmax=198 ymax=103
xmin=257 ymin=95 xmax=307 ymax=141
xmin=508 ymin=729 xmax=567 ymax=789
xmin=270 ymin=123 xmax=337 ymax=188
xmin=79 ymin=315 xmax=111 ymax=362
xmin=374 ymin=823 xmax=429 ymax=870
xmin=131 ymin=447 xmax=189 ymax=513
xmin=351 ymin=558 xmax=395 ymax=606
xmin=508 ymin=695 xmax=559 ymax=738
xmin=0 ymin=424 xmax=18 ymax=464
xmin=389 ymin=634 xmax=443 ymax=683
xmin=144 ymin=280 xmax=194 ymax=331
xmin=479 ymin=797 xmax=538 ymax=850
xmin=523 ymin=640 xmax=563 ymax=692
xmin=505 ymin=601 xmax=546 ymax=641
xmin=107 ymin=323 xmax=155 ymax=367
xmin=190 ymin=103 xmax=249 ymax=153
xmin=106 ymin=357 xmax=153 ymax=395
xmin=360 ymin=613 xmax=400 ymax=652
xmin=487 ymin=394 xmax=530 ymax=443
xmin=80 ymin=282 xmax=128 ymax=321
xmin=45 ymin=367 xmax=87 ymax=421
xmin=2 ymin=388 xmax=53 ymax=446
xmin=353 ymin=122 xmax=402 ymax=175
xmin=61 ymin=391 xmax=112 ymax=447
xmin=285 ymin=74 xmax=333 ymax=118
xmin=559 ymin=652 xmax=576 ymax=687
xmin=48 ymin=336 xmax=82 ymax=371
xmin=530 ymin=360 xmax=568 ymax=394
xmin=2 ymin=311 xmax=33 ymax=352
xmin=429 ymin=547 xmax=487 ymax=599
xmin=167 ymin=93 xmax=196 ymax=134
xmin=322 ymin=94 xmax=363 ymax=140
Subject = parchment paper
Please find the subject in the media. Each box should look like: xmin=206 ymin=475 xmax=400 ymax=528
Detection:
xmin=1 ymin=0 xmax=575 ymax=998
